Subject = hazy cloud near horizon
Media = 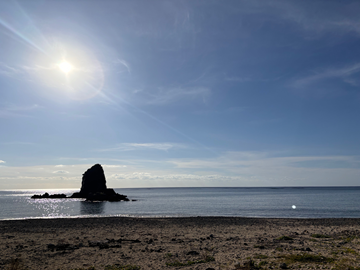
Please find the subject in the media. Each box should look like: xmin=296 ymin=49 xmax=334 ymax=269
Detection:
xmin=0 ymin=152 xmax=359 ymax=189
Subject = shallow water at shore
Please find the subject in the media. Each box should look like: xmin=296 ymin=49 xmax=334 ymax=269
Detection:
xmin=1 ymin=187 xmax=360 ymax=220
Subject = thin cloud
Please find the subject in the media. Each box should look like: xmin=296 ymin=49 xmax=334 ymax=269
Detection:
xmin=111 ymin=172 xmax=245 ymax=182
xmin=146 ymin=87 xmax=210 ymax=105
xmin=103 ymin=165 xmax=127 ymax=168
xmin=264 ymin=1 xmax=360 ymax=36
xmin=225 ymin=76 xmax=252 ymax=82
xmin=0 ymin=160 xmax=5 ymax=164
xmin=292 ymin=63 xmax=360 ymax=88
xmin=99 ymin=143 xmax=184 ymax=152
xmin=114 ymin=59 xmax=131 ymax=74
xmin=0 ymin=103 xmax=42 ymax=118
xmin=0 ymin=62 xmax=20 ymax=76
xmin=0 ymin=141 xmax=35 ymax=145
xmin=0 ymin=62 xmax=56 ymax=78
xmin=169 ymin=152 xmax=360 ymax=186
xmin=4 ymin=103 xmax=41 ymax=111
xmin=52 ymin=170 xmax=69 ymax=174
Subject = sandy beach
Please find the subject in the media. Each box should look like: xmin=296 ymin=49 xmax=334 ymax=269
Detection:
xmin=1 ymin=217 xmax=360 ymax=270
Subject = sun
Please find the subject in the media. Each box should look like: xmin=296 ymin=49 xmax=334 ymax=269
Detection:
xmin=58 ymin=61 xmax=73 ymax=73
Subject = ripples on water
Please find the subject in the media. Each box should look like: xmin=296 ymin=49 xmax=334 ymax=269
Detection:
xmin=1 ymin=187 xmax=360 ymax=220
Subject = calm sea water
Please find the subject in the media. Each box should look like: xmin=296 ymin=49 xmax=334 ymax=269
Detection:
xmin=1 ymin=187 xmax=360 ymax=220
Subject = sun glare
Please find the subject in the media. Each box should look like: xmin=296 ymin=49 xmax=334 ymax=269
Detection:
xmin=59 ymin=61 xmax=73 ymax=73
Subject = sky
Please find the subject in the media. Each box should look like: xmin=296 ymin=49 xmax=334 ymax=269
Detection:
xmin=1 ymin=0 xmax=360 ymax=189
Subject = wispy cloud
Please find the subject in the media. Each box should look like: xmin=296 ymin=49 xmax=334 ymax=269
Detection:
xmin=52 ymin=170 xmax=69 ymax=174
xmin=145 ymin=87 xmax=210 ymax=105
xmin=0 ymin=62 xmax=56 ymax=78
xmin=263 ymin=1 xmax=360 ymax=36
xmin=225 ymin=76 xmax=252 ymax=82
xmin=110 ymin=172 xmax=245 ymax=184
xmin=0 ymin=154 xmax=360 ymax=188
xmin=3 ymin=103 xmax=41 ymax=111
xmin=0 ymin=160 xmax=5 ymax=164
xmin=292 ymin=63 xmax=360 ymax=88
xmin=103 ymin=165 xmax=127 ymax=168
xmin=99 ymin=143 xmax=184 ymax=152
xmin=0 ymin=103 xmax=41 ymax=118
xmin=0 ymin=62 xmax=20 ymax=76
xmin=114 ymin=58 xmax=131 ymax=74
xmin=193 ymin=106 xmax=247 ymax=116
xmin=0 ymin=141 xmax=35 ymax=145
xmin=169 ymin=151 xmax=360 ymax=186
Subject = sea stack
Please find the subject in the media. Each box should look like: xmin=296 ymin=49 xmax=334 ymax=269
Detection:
xmin=80 ymin=164 xmax=107 ymax=195
xmin=71 ymin=164 xmax=129 ymax=202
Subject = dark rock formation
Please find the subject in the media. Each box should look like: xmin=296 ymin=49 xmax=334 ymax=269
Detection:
xmin=81 ymin=164 xmax=107 ymax=195
xmin=84 ymin=188 xmax=129 ymax=202
xmin=31 ymin=193 xmax=67 ymax=199
xmin=32 ymin=164 xmax=129 ymax=202
xmin=70 ymin=164 xmax=129 ymax=201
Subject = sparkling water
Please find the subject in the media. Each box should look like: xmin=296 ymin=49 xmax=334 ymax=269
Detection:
xmin=1 ymin=187 xmax=360 ymax=220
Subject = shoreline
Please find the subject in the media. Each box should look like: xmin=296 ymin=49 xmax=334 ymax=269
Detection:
xmin=2 ymin=215 xmax=360 ymax=221
xmin=1 ymin=217 xmax=360 ymax=269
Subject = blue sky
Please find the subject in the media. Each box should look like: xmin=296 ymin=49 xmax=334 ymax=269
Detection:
xmin=1 ymin=0 xmax=360 ymax=189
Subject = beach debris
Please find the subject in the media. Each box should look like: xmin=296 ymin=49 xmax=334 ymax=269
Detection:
xmin=186 ymin=250 xmax=200 ymax=256
xmin=277 ymin=236 xmax=293 ymax=241
xmin=88 ymin=240 xmax=121 ymax=249
xmin=47 ymin=243 xmax=78 ymax=251
xmin=235 ymin=260 xmax=260 ymax=269
xmin=116 ymin=238 xmax=141 ymax=243
xmin=147 ymin=239 xmax=154 ymax=244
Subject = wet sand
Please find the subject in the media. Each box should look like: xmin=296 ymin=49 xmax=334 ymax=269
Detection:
xmin=1 ymin=217 xmax=360 ymax=269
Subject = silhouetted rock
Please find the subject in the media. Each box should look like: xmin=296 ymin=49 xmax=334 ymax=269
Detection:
xmin=31 ymin=193 xmax=67 ymax=199
xmin=85 ymin=188 xmax=129 ymax=202
xmin=32 ymin=164 xmax=129 ymax=202
xmin=71 ymin=164 xmax=129 ymax=201
xmin=81 ymin=164 xmax=107 ymax=195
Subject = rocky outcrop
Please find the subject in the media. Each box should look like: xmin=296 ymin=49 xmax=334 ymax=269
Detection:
xmin=81 ymin=164 xmax=107 ymax=195
xmin=71 ymin=164 xmax=129 ymax=201
xmin=84 ymin=188 xmax=129 ymax=202
xmin=32 ymin=164 xmax=129 ymax=202
xmin=31 ymin=193 xmax=67 ymax=199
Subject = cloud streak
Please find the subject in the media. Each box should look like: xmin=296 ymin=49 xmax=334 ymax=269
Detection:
xmin=292 ymin=63 xmax=360 ymax=88
xmin=0 ymin=153 xmax=359 ymax=188
xmin=169 ymin=152 xmax=360 ymax=186
xmin=145 ymin=87 xmax=210 ymax=105
xmin=52 ymin=170 xmax=69 ymax=174
xmin=0 ymin=103 xmax=41 ymax=118
xmin=98 ymin=143 xmax=184 ymax=152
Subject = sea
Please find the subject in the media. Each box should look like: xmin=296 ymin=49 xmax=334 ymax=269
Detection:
xmin=1 ymin=187 xmax=360 ymax=220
